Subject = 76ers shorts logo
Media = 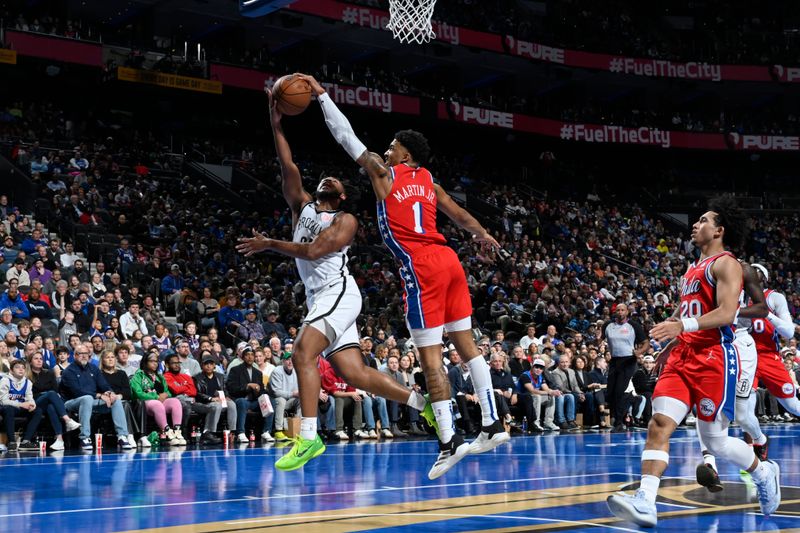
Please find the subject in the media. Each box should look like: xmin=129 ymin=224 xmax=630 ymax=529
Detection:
xmin=783 ymin=383 xmax=795 ymax=396
xmin=699 ymin=398 xmax=716 ymax=417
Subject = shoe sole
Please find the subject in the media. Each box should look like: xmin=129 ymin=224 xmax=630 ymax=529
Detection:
xmin=606 ymin=494 xmax=657 ymax=528
xmin=428 ymin=443 xmax=470 ymax=480
xmin=468 ymin=431 xmax=512 ymax=455
xmin=275 ymin=443 xmax=327 ymax=472
xmin=695 ymin=464 xmax=724 ymax=492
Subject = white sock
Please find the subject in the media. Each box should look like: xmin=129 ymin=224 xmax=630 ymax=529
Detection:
xmin=300 ymin=417 xmax=318 ymax=441
xmin=702 ymin=452 xmax=717 ymax=471
xmin=640 ymin=475 xmax=660 ymax=504
xmin=750 ymin=460 xmax=769 ymax=483
xmin=433 ymin=400 xmax=455 ymax=443
xmin=407 ymin=390 xmax=427 ymax=412
xmin=467 ymin=356 xmax=499 ymax=425
xmin=754 ymin=433 xmax=768 ymax=446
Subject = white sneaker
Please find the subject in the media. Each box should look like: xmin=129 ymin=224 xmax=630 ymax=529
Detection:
xmin=755 ymin=460 xmax=782 ymax=517
xmin=381 ymin=428 xmax=394 ymax=438
xmin=607 ymin=489 xmax=658 ymax=528
xmin=127 ymin=434 xmax=137 ymax=448
xmin=685 ymin=414 xmax=697 ymax=426
xmin=428 ymin=433 xmax=471 ymax=480
xmin=0 ymin=443 xmax=7 ymax=453
xmin=543 ymin=422 xmax=560 ymax=431
xmin=367 ymin=429 xmax=378 ymax=439
xmin=139 ymin=436 xmax=152 ymax=448
xmin=171 ymin=430 xmax=186 ymax=446
xmin=335 ymin=430 xmax=349 ymax=440
xmin=65 ymin=418 xmax=81 ymax=432
xmin=236 ymin=432 xmax=249 ymax=443
xmin=468 ymin=421 xmax=511 ymax=455
xmin=120 ymin=436 xmax=136 ymax=450
xmin=354 ymin=429 xmax=370 ymax=439
xmin=261 ymin=432 xmax=275 ymax=442
xmin=50 ymin=439 xmax=65 ymax=451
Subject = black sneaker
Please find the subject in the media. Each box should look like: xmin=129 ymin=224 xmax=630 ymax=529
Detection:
xmin=18 ymin=440 xmax=38 ymax=451
xmin=80 ymin=438 xmax=93 ymax=450
xmin=753 ymin=436 xmax=769 ymax=462
xmin=427 ymin=433 xmax=470 ymax=480
xmin=696 ymin=462 xmax=724 ymax=492
xmin=200 ymin=432 xmax=222 ymax=445
xmin=7 ymin=441 xmax=18 ymax=452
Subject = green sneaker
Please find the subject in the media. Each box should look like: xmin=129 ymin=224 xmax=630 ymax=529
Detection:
xmin=421 ymin=394 xmax=440 ymax=438
xmin=275 ymin=435 xmax=326 ymax=471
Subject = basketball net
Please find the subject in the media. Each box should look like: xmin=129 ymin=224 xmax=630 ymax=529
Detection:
xmin=386 ymin=0 xmax=437 ymax=44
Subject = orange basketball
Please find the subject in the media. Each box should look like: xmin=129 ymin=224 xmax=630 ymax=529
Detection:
xmin=273 ymin=74 xmax=312 ymax=116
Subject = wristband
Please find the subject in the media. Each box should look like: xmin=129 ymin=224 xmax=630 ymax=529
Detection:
xmin=680 ymin=318 xmax=699 ymax=333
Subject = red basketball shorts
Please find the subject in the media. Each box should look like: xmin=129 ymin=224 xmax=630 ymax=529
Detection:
xmin=402 ymin=245 xmax=472 ymax=330
xmin=755 ymin=352 xmax=796 ymax=399
xmin=653 ymin=340 xmax=738 ymax=422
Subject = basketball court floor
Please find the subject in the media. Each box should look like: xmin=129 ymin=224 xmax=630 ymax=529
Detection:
xmin=2 ymin=424 xmax=800 ymax=532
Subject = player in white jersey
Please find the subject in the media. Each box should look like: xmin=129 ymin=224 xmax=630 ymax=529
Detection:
xmin=693 ymin=261 xmax=769 ymax=491
xmin=237 ymin=89 xmax=434 ymax=471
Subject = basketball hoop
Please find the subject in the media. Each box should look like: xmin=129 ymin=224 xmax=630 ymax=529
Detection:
xmin=386 ymin=0 xmax=437 ymax=44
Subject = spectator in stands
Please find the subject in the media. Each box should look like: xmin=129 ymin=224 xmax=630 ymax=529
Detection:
xmin=28 ymin=258 xmax=52 ymax=287
xmin=115 ymin=343 xmax=140 ymax=377
xmin=116 ymin=239 xmax=135 ymax=281
xmin=509 ymin=345 xmax=532 ymax=377
xmin=268 ymin=352 xmax=301 ymax=441
xmin=225 ymin=345 xmax=274 ymax=443
xmin=24 ymin=286 xmax=53 ymax=323
xmin=163 ymin=352 xmax=196 ymax=437
xmin=120 ymin=302 xmax=147 ymax=339
xmin=0 ymin=308 xmax=19 ymax=337
xmin=489 ymin=352 xmax=516 ymax=426
xmin=59 ymin=345 xmax=132 ymax=450
xmin=449 ymin=357 xmax=482 ymax=435
xmin=538 ymin=325 xmax=562 ymax=352
xmin=254 ymin=347 xmax=275 ymax=386
xmin=545 ymin=353 xmax=579 ymax=430
xmin=318 ymin=355 xmax=368 ymax=441
xmin=52 ymin=346 xmax=71 ymax=381
xmin=130 ymin=352 xmax=185 ymax=446
xmin=98 ymin=349 xmax=139 ymax=447
xmin=1 ymin=279 xmax=30 ymax=319
xmin=631 ymin=354 xmax=658 ymax=426
xmin=381 ymin=354 xmax=417 ymax=438
xmin=0 ymin=359 xmax=39 ymax=451
xmin=236 ymin=308 xmax=265 ymax=343
xmin=193 ymin=351 xmax=235 ymax=444
xmin=161 ymin=264 xmax=185 ymax=314
xmin=361 ymin=387 xmax=392 ymax=439
xmin=519 ymin=324 xmax=539 ymax=352
xmin=152 ymin=323 xmax=171 ymax=352
xmin=261 ymin=310 xmax=287 ymax=340
xmin=588 ymin=355 xmax=609 ymax=426
xmin=44 ymin=239 xmax=61 ymax=271
xmin=516 ymin=358 xmax=558 ymax=432
xmin=27 ymin=350 xmax=82 ymax=449
xmin=6 ymin=257 xmax=31 ymax=287
xmin=197 ymin=287 xmax=219 ymax=330
xmin=174 ymin=338 xmax=200 ymax=376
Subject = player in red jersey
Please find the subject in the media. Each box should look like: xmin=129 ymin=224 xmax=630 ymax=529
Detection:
xmin=746 ymin=264 xmax=800 ymax=458
xmin=607 ymin=198 xmax=781 ymax=527
xmin=297 ymin=73 xmax=510 ymax=480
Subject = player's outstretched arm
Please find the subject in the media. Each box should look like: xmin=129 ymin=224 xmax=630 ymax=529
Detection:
xmin=295 ymin=73 xmax=393 ymax=201
xmin=267 ymin=88 xmax=311 ymax=213
xmin=434 ymin=184 xmax=499 ymax=249
xmin=650 ymin=255 xmax=742 ymax=342
xmin=738 ymin=262 xmax=769 ymax=319
xmin=236 ymin=214 xmax=357 ymax=261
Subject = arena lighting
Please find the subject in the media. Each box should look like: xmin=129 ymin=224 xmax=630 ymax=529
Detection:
xmin=239 ymin=0 xmax=294 ymax=18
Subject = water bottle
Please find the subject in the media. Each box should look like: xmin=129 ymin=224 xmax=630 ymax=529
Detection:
xmin=248 ymin=429 xmax=255 ymax=442
xmin=522 ymin=416 xmax=528 ymax=432
xmin=191 ymin=426 xmax=200 ymax=443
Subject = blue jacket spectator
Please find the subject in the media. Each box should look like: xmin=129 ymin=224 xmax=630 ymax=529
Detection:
xmin=161 ymin=269 xmax=185 ymax=295
xmin=0 ymin=288 xmax=30 ymax=319
xmin=59 ymin=357 xmax=114 ymax=400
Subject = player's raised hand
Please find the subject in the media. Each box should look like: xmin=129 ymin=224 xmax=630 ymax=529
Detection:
xmin=473 ymin=231 xmax=500 ymax=251
xmin=294 ymin=73 xmax=325 ymax=96
xmin=265 ymin=88 xmax=282 ymax=124
xmin=236 ymin=228 xmax=272 ymax=256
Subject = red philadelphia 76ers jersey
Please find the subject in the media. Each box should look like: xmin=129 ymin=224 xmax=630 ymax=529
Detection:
xmin=751 ymin=289 xmax=781 ymax=354
xmin=377 ymin=163 xmax=446 ymax=256
xmin=678 ymin=251 xmax=739 ymax=346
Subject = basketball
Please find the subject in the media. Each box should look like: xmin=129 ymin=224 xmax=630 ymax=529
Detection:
xmin=273 ymin=74 xmax=312 ymax=115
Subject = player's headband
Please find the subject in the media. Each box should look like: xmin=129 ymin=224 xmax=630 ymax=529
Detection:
xmin=752 ymin=263 xmax=769 ymax=282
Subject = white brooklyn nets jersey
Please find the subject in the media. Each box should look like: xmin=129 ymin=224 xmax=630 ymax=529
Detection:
xmin=293 ymin=202 xmax=350 ymax=292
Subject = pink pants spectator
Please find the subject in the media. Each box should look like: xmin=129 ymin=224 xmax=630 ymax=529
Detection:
xmin=145 ymin=398 xmax=183 ymax=429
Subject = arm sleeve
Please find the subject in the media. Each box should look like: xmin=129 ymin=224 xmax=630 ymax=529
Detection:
xmin=317 ymin=93 xmax=367 ymax=161
xmin=767 ymin=292 xmax=796 ymax=340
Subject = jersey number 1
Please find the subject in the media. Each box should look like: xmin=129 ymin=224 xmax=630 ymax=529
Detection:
xmin=412 ymin=202 xmax=425 ymax=234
